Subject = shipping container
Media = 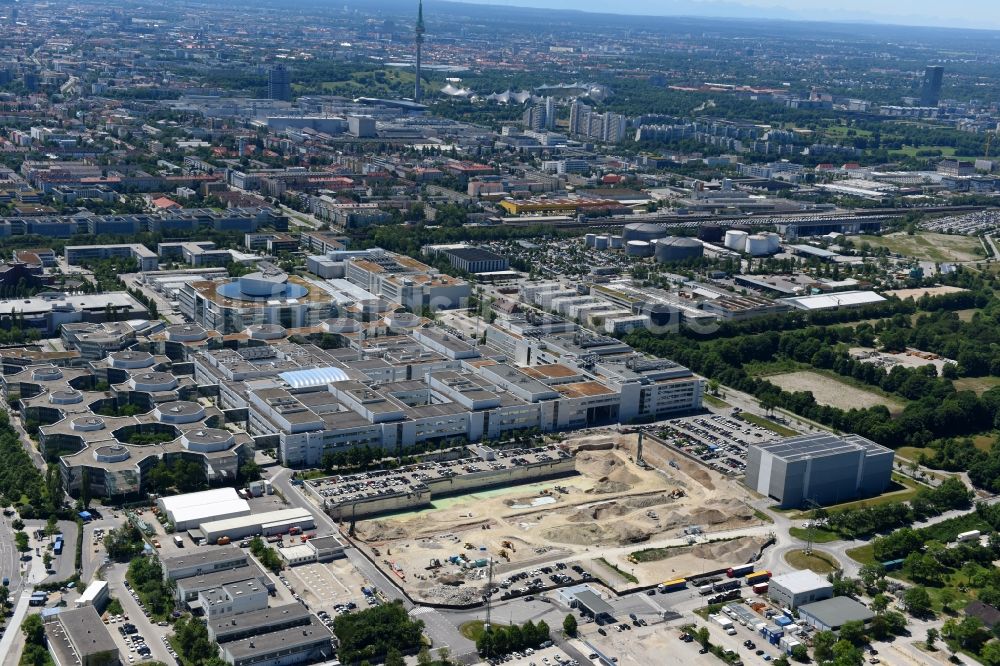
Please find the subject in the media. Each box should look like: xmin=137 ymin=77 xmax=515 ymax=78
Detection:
xmin=881 ymin=558 xmax=904 ymax=572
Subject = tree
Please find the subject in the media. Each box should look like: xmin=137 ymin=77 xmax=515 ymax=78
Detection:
xmin=839 ymin=620 xmax=867 ymax=647
xmin=14 ymin=531 xmax=28 ymax=552
xmin=696 ymin=626 xmax=710 ymax=648
xmin=416 ymin=647 xmax=433 ymax=666
xmin=871 ymin=594 xmax=889 ymax=614
xmin=21 ymin=613 xmax=44 ymax=645
xmin=812 ymin=630 xmax=837 ymax=662
xmin=925 ymin=627 xmax=939 ymax=649
xmin=385 ymin=647 xmax=405 ymax=666
xmin=563 ymin=613 xmax=577 ymax=637
xmin=903 ymin=585 xmax=933 ymax=617
xmin=790 ymin=644 xmax=809 ymax=663
xmin=981 ymin=640 xmax=1000 ymax=666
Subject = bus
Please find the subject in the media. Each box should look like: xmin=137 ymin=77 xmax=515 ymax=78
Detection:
xmin=746 ymin=570 xmax=772 ymax=585
xmin=658 ymin=578 xmax=687 ymax=593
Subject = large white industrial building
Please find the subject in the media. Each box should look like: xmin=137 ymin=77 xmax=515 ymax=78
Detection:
xmin=158 ymin=488 xmax=251 ymax=531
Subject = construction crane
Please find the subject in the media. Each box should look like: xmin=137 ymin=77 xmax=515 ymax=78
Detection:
xmin=987 ymin=132 xmax=995 ymax=159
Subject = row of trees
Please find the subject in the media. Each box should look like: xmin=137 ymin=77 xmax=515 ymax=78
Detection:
xmin=475 ymin=619 xmax=551 ymax=658
xmin=824 ymin=477 xmax=973 ymax=539
xmin=248 ymin=536 xmax=283 ymax=574
xmin=126 ymin=556 xmax=176 ymax=621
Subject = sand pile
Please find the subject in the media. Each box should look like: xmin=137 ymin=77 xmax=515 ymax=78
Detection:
xmin=623 ymin=495 xmax=673 ymax=510
xmin=541 ymin=521 xmax=650 ymax=546
xmin=356 ymin=520 xmax=408 ymax=542
xmin=691 ymin=535 xmax=767 ymax=563
xmin=566 ymin=501 xmax=629 ymax=522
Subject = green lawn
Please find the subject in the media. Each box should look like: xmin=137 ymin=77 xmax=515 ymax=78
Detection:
xmin=857 ymin=232 xmax=984 ymax=263
xmin=895 ymin=446 xmax=934 ymax=463
xmin=788 ymin=526 xmax=841 ymax=543
xmin=846 ymin=544 xmax=876 ymax=566
xmin=703 ymin=394 xmax=730 ymax=409
xmin=792 ymin=476 xmax=923 ymax=516
xmin=889 ymin=145 xmax=957 ymax=158
xmin=785 ymin=549 xmax=840 ymax=574
xmin=460 ymin=620 xmax=510 ymax=642
xmin=753 ymin=509 xmax=774 ymax=524
xmin=739 ymin=412 xmax=798 ymax=437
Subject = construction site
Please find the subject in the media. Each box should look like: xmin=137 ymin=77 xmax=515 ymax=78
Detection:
xmin=346 ymin=431 xmax=771 ymax=605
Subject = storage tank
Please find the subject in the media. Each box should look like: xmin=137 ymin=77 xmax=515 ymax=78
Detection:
xmin=655 ymin=236 xmax=704 ymax=263
xmin=746 ymin=234 xmax=770 ymax=256
xmin=764 ymin=232 xmax=781 ymax=253
xmin=609 ymin=235 xmax=623 ymax=249
xmin=626 ymin=240 xmax=653 ymax=257
xmin=584 ymin=233 xmax=596 ymax=247
xmin=724 ymin=229 xmax=748 ymax=252
xmin=594 ymin=235 xmax=610 ymax=250
xmin=698 ymin=225 xmax=725 ymax=243
xmin=623 ymin=222 xmax=669 ymax=242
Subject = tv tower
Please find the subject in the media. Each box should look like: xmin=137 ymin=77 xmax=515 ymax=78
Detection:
xmin=414 ymin=0 xmax=425 ymax=103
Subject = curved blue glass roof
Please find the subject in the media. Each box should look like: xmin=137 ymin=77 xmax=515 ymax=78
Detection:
xmin=279 ymin=366 xmax=350 ymax=389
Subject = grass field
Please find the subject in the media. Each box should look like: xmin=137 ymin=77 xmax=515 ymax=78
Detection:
xmin=703 ymin=394 xmax=730 ymax=409
xmin=953 ymin=377 xmax=1000 ymax=395
xmin=784 ymin=549 xmax=840 ymax=574
xmin=767 ymin=371 xmax=905 ymax=414
xmin=846 ymin=544 xmax=876 ymax=566
xmin=889 ymin=145 xmax=957 ymax=157
xmin=788 ymin=526 xmax=842 ymax=543
xmin=460 ymin=620 xmax=509 ymax=641
xmin=739 ymin=412 xmax=798 ymax=437
xmin=857 ymin=232 xmax=985 ymax=263
xmin=895 ymin=446 xmax=934 ymax=463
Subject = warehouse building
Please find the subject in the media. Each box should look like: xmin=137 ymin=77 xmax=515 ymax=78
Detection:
xmin=174 ymin=562 xmax=275 ymax=603
xmin=45 ymin=605 xmax=121 ymax=666
xmin=158 ymin=488 xmax=251 ymax=531
xmin=208 ymin=603 xmax=312 ymax=644
xmin=439 ymin=246 xmax=509 ymax=274
xmin=745 ymin=433 xmax=894 ymax=508
xmin=797 ymin=596 xmax=875 ymax=632
xmin=768 ymin=570 xmax=834 ymax=610
xmin=197 ymin=508 xmax=315 ymax=544
xmin=161 ymin=547 xmax=248 ymax=582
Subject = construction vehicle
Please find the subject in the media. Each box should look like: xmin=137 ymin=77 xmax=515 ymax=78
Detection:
xmin=501 ymin=540 xmax=515 ymax=552
xmin=499 ymin=549 xmax=509 ymax=561
xmin=464 ymin=542 xmax=475 ymax=550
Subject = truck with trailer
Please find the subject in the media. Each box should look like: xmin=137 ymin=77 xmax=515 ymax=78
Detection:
xmin=746 ymin=570 xmax=772 ymax=585
xmin=752 ymin=583 xmax=769 ymax=595
xmin=957 ymin=530 xmax=982 ymax=543
xmin=727 ymin=564 xmax=755 ymax=578
xmin=658 ymin=578 xmax=688 ymax=593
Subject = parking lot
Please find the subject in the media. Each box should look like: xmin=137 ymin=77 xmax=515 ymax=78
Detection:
xmin=655 ymin=413 xmax=777 ymax=476
xmin=486 ymin=644 xmax=581 ymax=666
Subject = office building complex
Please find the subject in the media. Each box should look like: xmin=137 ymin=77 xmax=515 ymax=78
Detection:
xmin=45 ymin=606 xmax=120 ymax=666
xmin=745 ymin=433 xmax=894 ymax=508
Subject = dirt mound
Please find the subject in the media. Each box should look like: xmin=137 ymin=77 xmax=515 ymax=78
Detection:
xmin=624 ymin=495 xmax=672 ymax=510
xmin=611 ymin=523 xmax=651 ymax=544
xmin=576 ymin=451 xmax=641 ymax=486
xmin=692 ymin=535 xmax=767 ymax=563
xmin=590 ymin=480 xmax=630 ymax=494
xmin=566 ymin=501 xmax=629 ymax=523
xmin=355 ymin=520 xmax=408 ymax=542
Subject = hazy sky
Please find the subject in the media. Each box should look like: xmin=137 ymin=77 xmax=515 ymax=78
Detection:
xmin=454 ymin=0 xmax=1000 ymax=30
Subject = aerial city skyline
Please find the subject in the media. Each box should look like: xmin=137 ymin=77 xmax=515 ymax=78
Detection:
xmin=0 ymin=1 xmax=999 ymax=666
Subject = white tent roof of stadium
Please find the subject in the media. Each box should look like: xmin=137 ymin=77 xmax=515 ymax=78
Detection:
xmin=278 ymin=366 xmax=350 ymax=389
xmin=160 ymin=488 xmax=250 ymax=525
